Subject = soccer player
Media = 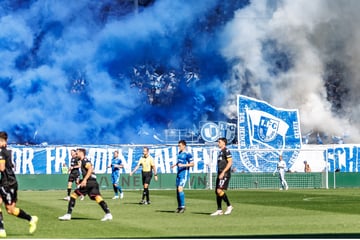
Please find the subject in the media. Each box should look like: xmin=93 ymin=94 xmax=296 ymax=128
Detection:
xmin=108 ymin=150 xmax=124 ymax=199
xmin=64 ymin=149 xmax=81 ymax=201
xmin=0 ymin=131 xmax=38 ymax=237
xmin=273 ymin=154 xmax=289 ymax=190
xmin=59 ymin=148 xmax=113 ymax=221
xmin=130 ymin=147 xmax=158 ymax=204
xmin=211 ymin=137 xmax=233 ymax=216
xmin=171 ymin=140 xmax=194 ymax=213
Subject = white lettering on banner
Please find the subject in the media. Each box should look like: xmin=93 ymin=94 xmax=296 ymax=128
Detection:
xmin=55 ymin=147 xmax=67 ymax=173
xmin=288 ymin=148 xmax=299 ymax=167
xmin=124 ymin=148 xmax=133 ymax=173
xmin=23 ymin=148 xmax=35 ymax=174
xmin=161 ymin=147 xmax=178 ymax=173
xmin=11 ymin=148 xmax=22 ymax=174
xmin=9 ymin=144 xmax=360 ymax=174
xmin=153 ymin=148 xmax=165 ymax=174
xmin=201 ymin=148 xmax=217 ymax=173
xmin=293 ymin=121 xmax=300 ymax=139
xmin=192 ymin=147 xmax=202 ymax=173
xmin=240 ymin=151 xmax=259 ymax=172
xmin=107 ymin=149 xmax=114 ymax=174
xmin=46 ymin=147 xmax=55 ymax=174
xmin=239 ymin=126 xmax=246 ymax=147
xmin=92 ymin=148 xmax=108 ymax=173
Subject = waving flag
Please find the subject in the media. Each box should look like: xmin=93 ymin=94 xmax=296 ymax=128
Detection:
xmin=238 ymin=95 xmax=302 ymax=172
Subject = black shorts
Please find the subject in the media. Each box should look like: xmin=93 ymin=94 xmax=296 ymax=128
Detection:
xmin=215 ymin=176 xmax=231 ymax=190
xmin=0 ymin=184 xmax=18 ymax=205
xmin=68 ymin=172 xmax=80 ymax=183
xmin=75 ymin=179 xmax=101 ymax=199
xmin=142 ymin=171 xmax=152 ymax=185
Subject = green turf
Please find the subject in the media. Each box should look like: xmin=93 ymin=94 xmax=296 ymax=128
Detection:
xmin=3 ymin=188 xmax=360 ymax=238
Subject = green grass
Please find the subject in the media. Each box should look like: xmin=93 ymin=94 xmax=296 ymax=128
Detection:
xmin=3 ymin=188 xmax=360 ymax=238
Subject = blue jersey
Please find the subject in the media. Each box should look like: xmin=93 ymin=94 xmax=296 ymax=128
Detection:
xmin=111 ymin=158 xmax=122 ymax=174
xmin=175 ymin=151 xmax=193 ymax=187
xmin=176 ymin=151 xmax=193 ymax=177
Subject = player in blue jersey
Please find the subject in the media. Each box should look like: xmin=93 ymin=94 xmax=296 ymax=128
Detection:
xmin=171 ymin=140 xmax=194 ymax=213
xmin=108 ymin=150 xmax=124 ymax=199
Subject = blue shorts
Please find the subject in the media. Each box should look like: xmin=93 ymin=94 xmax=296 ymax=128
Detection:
xmin=111 ymin=172 xmax=120 ymax=185
xmin=176 ymin=171 xmax=189 ymax=187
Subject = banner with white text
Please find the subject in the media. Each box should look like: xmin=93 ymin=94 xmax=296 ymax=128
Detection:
xmin=6 ymin=144 xmax=360 ymax=174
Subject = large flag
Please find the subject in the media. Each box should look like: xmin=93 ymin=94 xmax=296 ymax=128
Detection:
xmin=237 ymin=95 xmax=302 ymax=172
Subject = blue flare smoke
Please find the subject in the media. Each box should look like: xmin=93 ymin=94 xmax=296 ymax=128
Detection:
xmin=0 ymin=0 xmax=251 ymax=144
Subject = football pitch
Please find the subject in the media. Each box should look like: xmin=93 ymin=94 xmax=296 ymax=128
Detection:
xmin=4 ymin=188 xmax=360 ymax=238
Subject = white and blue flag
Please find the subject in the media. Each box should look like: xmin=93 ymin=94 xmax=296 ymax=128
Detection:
xmin=237 ymin=95 xmax=302 ymax=172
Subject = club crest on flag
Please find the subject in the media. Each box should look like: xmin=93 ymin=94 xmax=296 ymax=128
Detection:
xmin=258 ymin=116 xmax=279 ymax=142
xmin=237 ymin=95 xmax=301 ymax=172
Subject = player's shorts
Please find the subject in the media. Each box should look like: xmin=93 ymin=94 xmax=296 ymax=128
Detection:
xmin=0 ymin=183 xmax=18 ymax=205
xmin=176 ymin=171 xmax=189 ymax=187
xmin=111 ymin=172 xmax=120 ymax=185
xmin=68 ymin=172 xmax=80 ymax=183
xmin=75 ymin=179 xmax=101 ymax=199
xmin=141 ymin=171 xmax=152 ymax=185
xmin=215 ymin=175 xmax=231 ymax=190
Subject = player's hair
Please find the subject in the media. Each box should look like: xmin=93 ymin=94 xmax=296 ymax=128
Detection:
xmin=77 ymin=148 xmax=86 ymax=155
xmin=143 ymin=147 xmax=149 ymax=151
xmin=178 ymin=140 xmax=186 ymax=146
xmin=0 ymin=131 xmax=8 ymax=141
xmin=218 ymin=137 xmax=227 ymax=145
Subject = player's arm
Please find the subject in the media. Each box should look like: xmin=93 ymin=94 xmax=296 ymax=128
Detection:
xmin=0 ymin=160 xmax=5 ymax=172
xmin=0 ymin=149 xmax=10 ymax=172
xmin=80 ymin=162 xmax=93 ymax=187
xmin=179 ymin=160 xmax=194 ymax=168
xmin=273 ymin=164 xmax=278 ymax=175
xmin=74 ymin=160 xmax=81 ymax=169
xmin=130 ymin=161 xmax=140 ymax=176
xmin=114 ymin=161 xmax=124 ymax=169
xmin=151 ymin=159 xmax=158 ymax=181
xmin=219 ymin=156 xmax=232 ymax=179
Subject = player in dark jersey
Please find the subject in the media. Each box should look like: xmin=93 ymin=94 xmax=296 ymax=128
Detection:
xmin=64 ymin=149 xmax=81 ymax=201
xmin=210 ymin=137 xmax=233 ymax=216
xmin=58 ymin=148 xmax=112 ymax=221
xmin=0 ymin=131 xmax=38 ymax=237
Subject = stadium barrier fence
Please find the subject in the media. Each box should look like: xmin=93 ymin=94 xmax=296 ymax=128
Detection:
xmin=18 ymin=172 xmax=360 ymax=191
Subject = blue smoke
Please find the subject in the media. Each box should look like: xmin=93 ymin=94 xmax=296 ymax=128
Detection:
xmin=0 ymin=0 xmax=250 ymax=144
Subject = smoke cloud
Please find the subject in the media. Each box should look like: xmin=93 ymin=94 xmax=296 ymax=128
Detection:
xmin=0 ymin=0 xmax=358 ymax=144
xmin=221 ymin=0 xmax=360 ymax=143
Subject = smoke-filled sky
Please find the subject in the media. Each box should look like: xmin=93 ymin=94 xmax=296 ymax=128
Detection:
xmin=0 ymin=0 xmax=359 ymax=144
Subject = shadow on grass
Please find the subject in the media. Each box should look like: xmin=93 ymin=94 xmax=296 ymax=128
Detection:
xmin=123 ymin=202 xmax=145 ymax=205
xmin=191 ymin=211 xmax=212 ymax=215
xmin=64 ymin=217 xmax=95 ymax=220
xmin=167 ymin=233 xmax=360 ymax=238
xmin=155 ymin=210 xmax=177 ymax=213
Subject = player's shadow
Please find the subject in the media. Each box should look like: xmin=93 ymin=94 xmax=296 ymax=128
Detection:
xmin=67 ymin=217 xmax=95 ymax=220
xmin=155 ymin=210 xmax=177 ymax=214
xmin=191 ymin=211 xmax=212 ymax=215
xmin=123 ymin=202 xmax=146 ymax=205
